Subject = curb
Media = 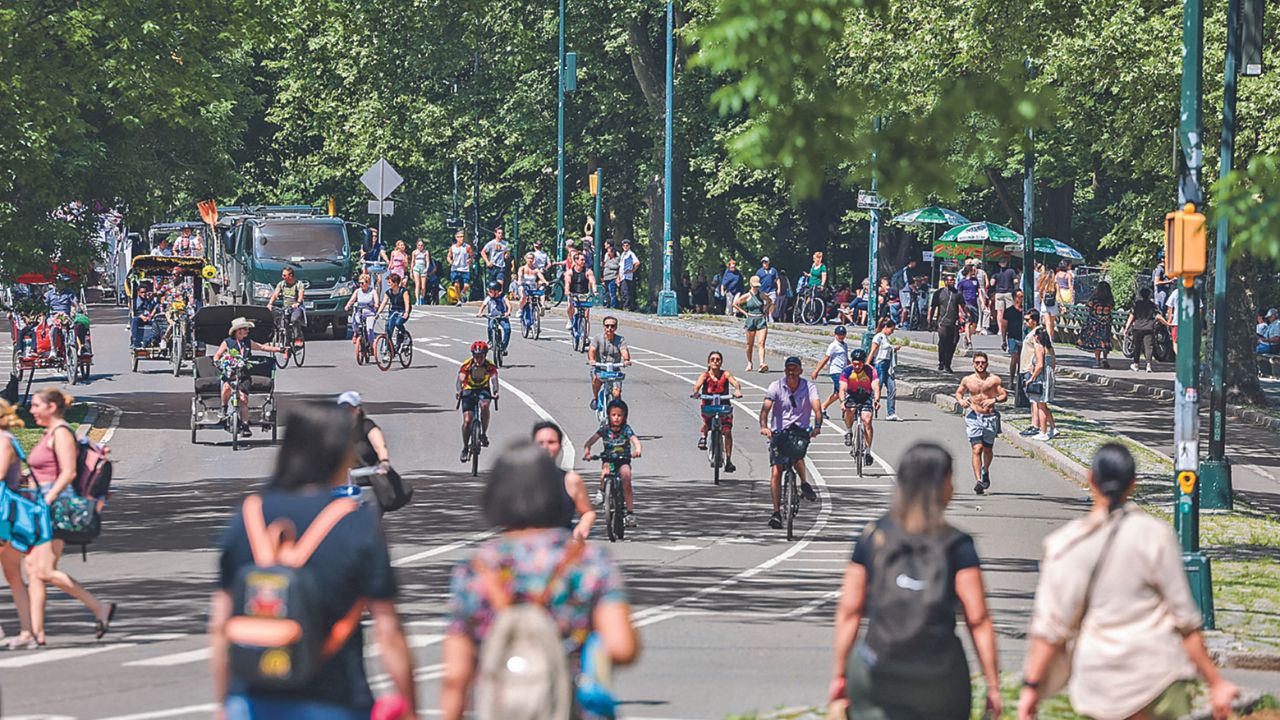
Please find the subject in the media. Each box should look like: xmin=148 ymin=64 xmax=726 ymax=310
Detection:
xmin=79 ymin=402 xmax=121 ymax=443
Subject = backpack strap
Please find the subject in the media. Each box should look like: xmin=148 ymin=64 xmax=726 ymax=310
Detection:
xmin=532 ymin=540 xmax=585 ymax=606
xmin=474 ymin=539 xmax=587 ymax=611
xmin=8 ymin=434 xmax=28 ymax=464
xmin=280 ymin=497 xmax=359 ymax=568
xmin=242 ymin=494 xmax=291 ymax=567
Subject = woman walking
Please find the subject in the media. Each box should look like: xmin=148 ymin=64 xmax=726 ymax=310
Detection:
xmin=1035 ymin=262 xmax=1058 ymax=340
xmin=1022 ymin=309 xmax=1057 ymax=441
xmin=411 ymin=240 xmax=430 ymax=305
xmin=733 ymin=275 xmax=773 ymax=372
xmin=441 ymin=441 xmax=639 ymax=719
xmin=1122 ymin=287 xmax=1160 ymax=372
xmin=1017 ymin=444 xmax=1238 ymax=720
xmin=1076 ymin=280 xmax=1115 ymax=368
xmin=601 ymin=244 xmax=621 ymax=309
xmin=692 ymin=269 xmax=710 ymax=314
xmin=1054 ymin=260 xmax=1075 ymax=307
xmin=867 ymin=318 xmax=901 ymax=421
xmin=830 ymin=442 xmax=1001 ymax=719
xmin=388 ymin=240 xmax=410 ymax=295
xmin=25 ymin=389 xmax=116 ymax=645
xmin=0 ymin=400 xmax=34 ymax=649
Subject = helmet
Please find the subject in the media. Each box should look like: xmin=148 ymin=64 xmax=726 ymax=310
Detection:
xmin=470 ymin=340 xmax=489 ymax=355
xmin=849 ymin=349 xmax=867 ymax=363
xmin=488 ymin=281 xmax=503 ymax=292
xmin=605 ymin=399 xmax=629 ymax=418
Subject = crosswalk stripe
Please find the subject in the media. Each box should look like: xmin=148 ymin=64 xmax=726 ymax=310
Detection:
xmin=122 ymin=647 xmax=211 ymax=667
xmin=0 ymin=643 xmax=136 ymax=668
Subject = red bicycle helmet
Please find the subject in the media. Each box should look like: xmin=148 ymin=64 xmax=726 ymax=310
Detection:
xmin=470 ymin=340 xmax=490 ymax=355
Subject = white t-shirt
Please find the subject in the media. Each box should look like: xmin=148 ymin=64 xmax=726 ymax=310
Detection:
xmin=620 ymin=250 xmax=639 ymax=279
xmin=449 ymin=244 xmax=471 ymax=271
xmin=532 ymin=249 xmax=550 ymax=270
xmin=825 ymin=339 xmax=849 ymax=376
xmin=1165 ymin=287 xmax=1181 ymax=314
xmin=871 ymin=332 xmax=894 ymax=365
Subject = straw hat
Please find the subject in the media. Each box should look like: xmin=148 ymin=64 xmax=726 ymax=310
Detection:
xmin=229 ymin=317 xmax=256 ymax=333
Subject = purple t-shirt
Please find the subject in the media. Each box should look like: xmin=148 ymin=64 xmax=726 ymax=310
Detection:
xmin=958 ymin=277 xmax=980 ymax=306
xmin=765 ymin=377 xmax=820 ymax=432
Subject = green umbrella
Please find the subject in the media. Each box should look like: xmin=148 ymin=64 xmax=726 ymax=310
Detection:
xmin=891 ymin=206 xmax=970 ymax=226
xmin=939 ymin=221 xmax=1023 ymax=244
xmin=1003 ymin=237 xmax=1085 ymax=261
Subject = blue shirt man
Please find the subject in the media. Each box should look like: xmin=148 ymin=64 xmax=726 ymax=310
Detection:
xmin=755 ymin=258 xmax=780 ymax=297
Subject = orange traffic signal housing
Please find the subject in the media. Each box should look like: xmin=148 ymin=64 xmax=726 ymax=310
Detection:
xmin=1164 ymin=203 xmax=1207 ymax=281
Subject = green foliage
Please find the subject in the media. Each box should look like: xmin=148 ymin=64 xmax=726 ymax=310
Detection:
xmin=1104 ymin=257 xmax=1139 ymax=309
xmin=1216 ymin=156 xmax=1280 ymax=262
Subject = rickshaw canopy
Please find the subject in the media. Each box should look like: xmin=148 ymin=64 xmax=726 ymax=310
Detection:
xmin=128 ymin=255 xmax=208 ymax=279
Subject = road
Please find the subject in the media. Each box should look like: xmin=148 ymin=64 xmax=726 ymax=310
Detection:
xmin=0 ymin=304 xmax=1194 ymax=718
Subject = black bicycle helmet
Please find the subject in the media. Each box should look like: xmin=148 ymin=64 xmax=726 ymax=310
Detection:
xmin=488 ymin=281 xmax=503 ymax=292
xmin=849 ymin=349 xmax=867 ymax=363
xmin=605 ymin=398 xmax=629 ymax=420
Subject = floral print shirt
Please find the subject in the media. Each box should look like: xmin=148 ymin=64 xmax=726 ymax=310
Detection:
xmin=448 ymin=529 xmax=627 ymax=660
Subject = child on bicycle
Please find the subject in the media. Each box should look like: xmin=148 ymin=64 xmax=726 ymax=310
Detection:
xmin=691 ymin=351 xmax=743 ymax=473
xmin=582 ymin=399 xmax=642 ymax=528
xmin=476 ymin=281 xmax=511 ymax=351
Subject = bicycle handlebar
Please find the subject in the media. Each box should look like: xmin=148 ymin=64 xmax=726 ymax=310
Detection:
xmin=589 ymin=362 xmax=626 ymax=370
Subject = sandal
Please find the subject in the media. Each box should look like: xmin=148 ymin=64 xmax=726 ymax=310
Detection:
xmin=6 ymin=635 xmax=39 ymax=651
xmin=745 ymin=364 xmax=753 ymax=373
xmin=697 ymin=437 xmax=707 ymax=451
xmin=95 ymin=602 xmax=117 ymax=640
xmin=758 ymin=365 xmax=769 ymax=373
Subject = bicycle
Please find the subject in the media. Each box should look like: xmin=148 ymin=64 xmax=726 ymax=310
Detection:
xmin=545 ymin=265 xmax=567 ymax=307
xmin=851 ymin=414 xmax=867 ymax=476
xmin=791 ymin=286 xmax=826 ymax=326
xmin=697 ymin=392 xmax=734 ymax=485
xmin=457 ymin=392 xmax=497 ymax=477
xmin=488 ymin=315 xmax=508 ymax=368
xmin=350 ymin=310 xmax=377 ymax=366
xmin=587 ymin=451 xmax=628 ymax=542
xmin=521 ymin=288 xmax=544 ymax=339
xmin=272 ymin=306 xmax=306 ymax=368
xmin=590 ymin=362 xmax=626 ymax=425
xmin=570 ymin=294 xmax=593 ymax=353
xmin=373 ymin=315 xmax=413 ymax=371
xmin=770 ymin=427 xmax=810 ymax=540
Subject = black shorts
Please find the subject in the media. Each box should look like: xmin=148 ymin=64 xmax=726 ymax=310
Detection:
xmin=460 ymin=388 xmax=492 ymax=412
xmin=843 ymin=394 xmax=874 ymax=413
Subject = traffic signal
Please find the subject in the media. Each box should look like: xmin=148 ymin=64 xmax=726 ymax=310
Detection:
xmin=1164 ymin=203 xmax=1207 ymax=280
xmin=1242 ymin=0 xmax=1264 ymax=77
xmin=589 ymin=171 xmax=599 ymax=196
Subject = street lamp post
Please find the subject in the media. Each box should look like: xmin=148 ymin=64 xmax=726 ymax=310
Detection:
xmin=556 ymin=0 xmax=568 ymax=264
xmin=863 ymin=116 xmax=882 ymax=352
xmin=656 ymin=0 xmax=678 ymax=316
xmin=1018 ymin=62 xmax=1036 ymax=409
xmin=591 ymin=167 xmax=604 ymax=280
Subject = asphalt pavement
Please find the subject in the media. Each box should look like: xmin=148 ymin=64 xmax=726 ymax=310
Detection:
xmin=0 ymin=303 xmax=1244 ymax=718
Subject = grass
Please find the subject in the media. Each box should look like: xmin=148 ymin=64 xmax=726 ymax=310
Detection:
xmin=998 ymin=406 xmax=1172 ymax=479
xmin=10 ymin=402 xmax=89 ymax=454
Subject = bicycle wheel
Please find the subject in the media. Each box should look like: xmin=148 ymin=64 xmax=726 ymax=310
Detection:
xmin=273 ymin=327 xmax=290 ymax=368
xmin=547 ymin=282 xmax=565 ymax=307
xmin=783 ymin=470 xmax=796 ymax=540
xmin=604 ymin=476 xmax=618 ymax=542
xmin=230 ymin=407 xmax=241 ymax=451
xmin=292 ymin=335 xmax=306 ymax=367
xmin=171 ymin=332 xmax=184 ymax=377
xmin=65 ymin=338 xmax=78 ymax=385
xmin=521 ymin=306 xmax=532 ymax=338
xmin=470 ymin=420 xmax=481 ymax=477
xmin=397 ymin=329 xmax=413 ymax=368
xmin=803 ymin=297 xmax=826 ymax=326
xmin=612 ymin=476 xmax=626 ymax=540
xmin=854 ymin=427 xmax=865 ymax=477
xmin=373 ymin=334 xmax=392 ymax=371
xmin=355 ymin=335 xmax=366 ymax=365
xmin=710 ymin=422 xmax=723 ymax=485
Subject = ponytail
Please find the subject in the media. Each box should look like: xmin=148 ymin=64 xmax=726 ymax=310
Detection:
xmin=1091 ymin=443 xmax=1136 ymax=514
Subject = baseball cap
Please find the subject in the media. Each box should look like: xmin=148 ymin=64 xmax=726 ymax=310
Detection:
xmin=761 ymin=256 xmax=770 ymax=263
xmin=1269 ymin=308 xmax=1279 ymax=318
xmin=337 ymin=391 xmax=363 ymax=407
xmin=784 ymin=356 xmax=803 ymax=368
xmin=834 ymin=325 xmax=847 ymax=335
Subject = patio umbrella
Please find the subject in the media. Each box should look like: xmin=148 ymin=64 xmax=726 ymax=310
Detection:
xmin=892 ymin=207 xmax=970 ymax=288
xmin=1002 ymin=237 xmax=1085 ymax=262
xmin=938 ymin=221 xmax=1022 ymax=244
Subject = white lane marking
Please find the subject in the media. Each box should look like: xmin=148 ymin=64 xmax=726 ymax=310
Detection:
xmin=0 ymin=643 xmax=137 ymax=668
xmin=95 ymin=704 xmax=219 ymax=720
xmin=365 ymin=633 xmax=443 ymax=657
xmin=392 ymin=531 xmax=497 ymax=568
xmin=368 ymin=661 xmax=446 ymax=690
xmin=122 ymin=647 xmax=210 ymax=667
xmin=657 ymin=544 xmax=703 ymax=551
xmin=100 ymin=403 xmax=123 ymax=444
xmin=120 ymin=633 xmax=189 ymax=642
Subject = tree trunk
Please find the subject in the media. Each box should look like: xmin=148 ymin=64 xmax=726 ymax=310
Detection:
xmin=1038 ymin=180 xmax=1074 ymax=243
xmin=1220 ymin=260 xmax=1267 ymax=405
xmin=645 ymin=171 xmax=663 ymax=309
xmin=985 ymin=167 xmax=1023 ymax=230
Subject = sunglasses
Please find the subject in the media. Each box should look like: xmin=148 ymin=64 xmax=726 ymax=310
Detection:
xmin=709 ymin=357 xmax=722 ymax=363
xmin=604 ymin=323 xmax=618 ymax=328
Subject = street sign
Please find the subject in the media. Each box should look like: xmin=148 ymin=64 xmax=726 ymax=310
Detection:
xmin=360 ymin=159 xmax=403 ymax=201
xmin=857 ymin=190 xmax=886 ymax=209
xmin=922 ymin=251 xmax=934 ymax=262
xmin=368 ymin=200 xmax=395 ymax=217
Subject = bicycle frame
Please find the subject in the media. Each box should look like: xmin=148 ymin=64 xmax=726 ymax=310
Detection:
xmin=591 ymin=362 xmax=626 ymax=423
xmin=593 ymin=454 xmax=628 ymax=542
xmin=699 ymin=393 xmax=732 ymax=484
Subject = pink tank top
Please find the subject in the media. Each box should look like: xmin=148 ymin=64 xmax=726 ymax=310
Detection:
xmin=26 ymin=424 xmax=70 ymax=487
xmin=389 ymin=250 xmax=408 ymax=274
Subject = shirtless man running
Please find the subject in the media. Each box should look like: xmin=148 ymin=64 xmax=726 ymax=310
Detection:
xmin=954 ymin=351 xmax=1007 ymax=495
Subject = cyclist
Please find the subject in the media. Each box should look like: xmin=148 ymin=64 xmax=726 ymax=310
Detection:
xmin=44 ymin=275 xmax=88 ymax=354
xmin=266 ymin=266 xmax=305 ymax=347
xmin=343 ymin=273 xmax=379 ymax=350
xmin=587 ymin=316 xmax=631 ymax=410
xmin=759 ymin=356 xmax=821 ymax=529
xmin=476 ymin=281 xmax=511 ymax=352
xmin=691 ymin=350 xmax=744 ymax=473
xmin=515 ymin=252 xmax=548 ymax=329
xmin=212 ymin=317 xmax=283 ymax=437
xmin=377 ymin=273 xmax=411 ymax=349
xmin=456 ymin=341 xmax=499 ymax=463
xmin=564 ymin=250 xmax=597 ymax=330
xmin=582 ymin=399 xmax=643 ymax=528
xmin=838 ymin=348 xmax=881 ymax=467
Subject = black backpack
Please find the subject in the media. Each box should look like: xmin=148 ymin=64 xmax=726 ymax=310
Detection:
xmin=862 ymin=521 xmax=963 ymax=665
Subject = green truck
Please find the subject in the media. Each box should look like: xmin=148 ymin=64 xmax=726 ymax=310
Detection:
xmin=215 ymin=206 xmax=368 ymax=338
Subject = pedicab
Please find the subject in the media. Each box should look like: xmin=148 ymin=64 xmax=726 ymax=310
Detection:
xmin=189 ymin=304 xmax=278 ymax=450
xmin=8 ymin=269 xmax=94 ymax=387
xmin=126 ymin=255 xmax=213 ymax=375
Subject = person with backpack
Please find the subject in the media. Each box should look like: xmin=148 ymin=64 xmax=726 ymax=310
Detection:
xmin=830 ymin=442 xmax=1001 ymax=719
xmin=441 ymin=441 xmax=639 ymax=720
xmin=24 ymin=389 xmax=116 ymax=645
xmin=1017 ymin=444 xmax=1239 ymax=720
xmin=210 ymin=402 xmax=416 ymax=719
xmin=0 ymin=399 xmax=35 ymax=649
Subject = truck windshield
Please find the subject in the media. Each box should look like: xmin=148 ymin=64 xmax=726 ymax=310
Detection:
xmin=253 ymin=221 xmax=347 ymax=262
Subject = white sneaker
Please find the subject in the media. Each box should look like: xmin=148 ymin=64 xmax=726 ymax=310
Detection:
xmin=1146 ymin=364 xmax=1153 ymax=373
xmin=1130 ymin=363 xmax=1140 ymax=371
xmin=624 ymin=512 xmax=637 ymax=528
xmin=1034 ymin=432 xmax=1051 ymax=441
xmin=1046 ymin=428 xmax=1058 ymax=440
xmin=593 ymin=490 xmax=604 ymax=506
xmin=886 ymin=414 xmax=901 ymax=421
xmin=565 ymin=320 xmax=573 ymax=330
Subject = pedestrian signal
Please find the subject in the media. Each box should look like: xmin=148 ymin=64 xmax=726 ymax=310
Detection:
xmin=1178 ymin=470 xmax=1197 ymax=494
xmin=1164 ymin=203 xmax=1206 ymax=282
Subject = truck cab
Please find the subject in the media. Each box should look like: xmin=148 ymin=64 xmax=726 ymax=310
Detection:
xmin=219 ymin=206 xmax=361 ymax=337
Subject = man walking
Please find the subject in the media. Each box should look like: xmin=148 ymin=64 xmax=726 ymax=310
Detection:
xmin=955 ymin=351 xmax=1007 ymax=495
xmin=720 ymin=260 xmax=745 ymax=317
xmin=447 ymin=230 xmax=473 ymax=305
xmin=1004 ymin=290 xmax=1025 ymax=380
xmin=480 ymin=226 xmax=509 ymax=289
xmin=929 ymin=273 xmax=965 ymax=372
xmin=892 ymin=258 xmax=917 ymax=325
xmin=756 ymin=257 xmax=781 ymax=318
xmin=992 ymin=256 xmax=1019 ymax=350
xmin=619 ymin=240 xmax=639 ymax=310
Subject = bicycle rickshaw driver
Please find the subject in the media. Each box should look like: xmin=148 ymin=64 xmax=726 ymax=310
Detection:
xmin=129 ymin=282 xmax=161 ymax=348
xmin=456 ymin=341 xmax=499 ymax=463
xmin=212 ymin=317 xmax=283 ymax=437
xmin=265 ymin=267 xmax=305 ymax=348
xmin=758 ymin=356 xmax=822 ymax=529
xmin=44 ymin=275 xmax=89 ymax=354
